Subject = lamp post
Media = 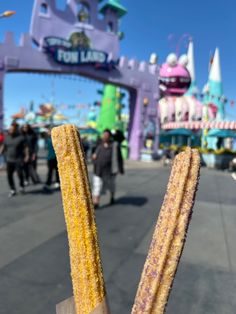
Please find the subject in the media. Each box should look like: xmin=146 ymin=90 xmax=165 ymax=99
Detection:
xmin=0 ymin=10 xmax=16 ymax=18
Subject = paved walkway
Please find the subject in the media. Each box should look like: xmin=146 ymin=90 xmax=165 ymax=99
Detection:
xmin=0 ymin=162 xmax=235 ymax=313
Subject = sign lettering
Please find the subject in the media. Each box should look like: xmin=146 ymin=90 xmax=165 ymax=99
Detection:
xmin=44 ymin=35 xmax=116 ymax=70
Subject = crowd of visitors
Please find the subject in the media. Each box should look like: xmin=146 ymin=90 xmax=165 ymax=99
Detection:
xmin=0 ymin=122 xmax=59 ymax=197
xmin=2 ymin=122 xmax=234 ymax=202
xmin=0 ymin=123 xmax=125 ymax=207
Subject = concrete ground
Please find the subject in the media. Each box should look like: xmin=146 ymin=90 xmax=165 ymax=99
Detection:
xmin=0 ymin=161 xmax=235 ymax=314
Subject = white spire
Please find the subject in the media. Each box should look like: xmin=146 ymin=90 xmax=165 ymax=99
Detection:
xmin=209 ymin=47 xmax=222 ymax=82
xmin=187 ymin=40 xmax=195 ymax=81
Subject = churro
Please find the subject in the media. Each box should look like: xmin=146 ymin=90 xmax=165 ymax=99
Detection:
xmin=52 ymin=124 xmax=109 ymax=314
xmin=132 ymin=148 xmax=200 ymax=313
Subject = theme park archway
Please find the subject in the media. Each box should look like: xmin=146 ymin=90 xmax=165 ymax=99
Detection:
xmin=0 ymin=0 xmax=159 ymax=160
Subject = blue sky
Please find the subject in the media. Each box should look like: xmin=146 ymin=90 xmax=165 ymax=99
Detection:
xmin=0 ymin=0 xmax=236 ymax=126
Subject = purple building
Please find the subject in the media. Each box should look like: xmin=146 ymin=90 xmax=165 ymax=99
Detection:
xmin=0 ymin=0 xmax=160 ymax=160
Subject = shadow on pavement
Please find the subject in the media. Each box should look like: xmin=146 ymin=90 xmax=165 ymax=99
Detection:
xmin=25 ymin=187 xmax=61 ymax=195
xmin=99 ymin=196 xmax=148 ymax=210
xmin=115 ymin=196 xmax=148 ymax=206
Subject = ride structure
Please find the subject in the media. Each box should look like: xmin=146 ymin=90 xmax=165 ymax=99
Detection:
xmin=97 ymin=83 xmax=125 ymax=133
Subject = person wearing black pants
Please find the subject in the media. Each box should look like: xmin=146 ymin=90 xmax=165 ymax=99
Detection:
xmin=1 ymin=123 xmax=29 ymax=197
xmin=44 ymin=128 xmax=60 ymax=190
xmin=45 ymin=158 xmax=59 ymax=186
xmin=7 ymin=162 xmax=24 ymax=192
xmin=21 ymin=124 xmax=41 ymax=185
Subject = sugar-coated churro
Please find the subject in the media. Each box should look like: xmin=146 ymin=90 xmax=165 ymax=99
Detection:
xmin=132 ymin=148 xmax=200 ymax=314
xmin=52 ymin=124 xmax=109 ymax=314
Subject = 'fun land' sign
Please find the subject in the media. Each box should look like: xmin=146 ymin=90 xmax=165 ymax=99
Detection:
xmin=44 ymin=35 xmax=115 ymax=69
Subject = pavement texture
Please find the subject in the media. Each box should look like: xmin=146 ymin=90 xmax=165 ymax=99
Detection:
xmin=0 ymin=161 xmax=236 ymax=314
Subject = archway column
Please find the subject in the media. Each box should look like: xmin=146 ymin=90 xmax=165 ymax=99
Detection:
xmin=129 ymin=89 xmax=144 ymax=160
xmin=153 ymin=124 xmax=160 ymax=155
xmin=150 ymin=94 xmax=160 ymax=156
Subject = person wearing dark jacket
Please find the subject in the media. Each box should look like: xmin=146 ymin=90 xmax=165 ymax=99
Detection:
xmin=92 ymin=129 xmax=124 ymax=208
xmin=21 ymin=124 xmax=40 ymax=184
xmin=1 ymin=123 xmax=29 ymax=197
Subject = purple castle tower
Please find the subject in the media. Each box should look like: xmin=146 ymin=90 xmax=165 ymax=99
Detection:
xmin=0 ymin=0 xmax=160 ymax=160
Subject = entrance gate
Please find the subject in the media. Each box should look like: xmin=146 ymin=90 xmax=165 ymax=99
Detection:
xmin=0 ymin=0 xmax=159 ymax=160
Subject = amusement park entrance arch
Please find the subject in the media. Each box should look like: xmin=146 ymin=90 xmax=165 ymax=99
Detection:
xmin=0 ymin=0 xmax=159 ymax=160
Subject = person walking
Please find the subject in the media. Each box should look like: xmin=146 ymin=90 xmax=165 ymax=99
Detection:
xmin=21 ymin=124 xmax=40 ymax=185
xmin=92 ymin=129 xmax=124 ymax=208
xmin=1 ymin=123 xmax=29 ymax=197
xmin=81 ymin=136 xmax=89 ymax=161
xmin=44 ymin=128 xmax=60 ymax=190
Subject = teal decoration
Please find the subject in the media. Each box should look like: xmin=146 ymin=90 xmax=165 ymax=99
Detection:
xmin=208 ymin=80 xmax=224 ymax=120
xmin=208 ymin=129 xmax=236 ymax=138
xmin=100 ymin=0 xmax=127 ymax=18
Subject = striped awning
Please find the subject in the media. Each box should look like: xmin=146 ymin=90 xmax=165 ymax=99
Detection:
xmin=162 ymin=121 xmax=236 ymax=130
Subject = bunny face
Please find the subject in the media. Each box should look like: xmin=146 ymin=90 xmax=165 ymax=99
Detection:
xmin=159 ymin=53 xmax=191 ymax=96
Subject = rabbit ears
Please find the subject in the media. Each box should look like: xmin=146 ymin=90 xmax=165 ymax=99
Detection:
xmin=166 ymin=53 xmax=188 ymax=67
